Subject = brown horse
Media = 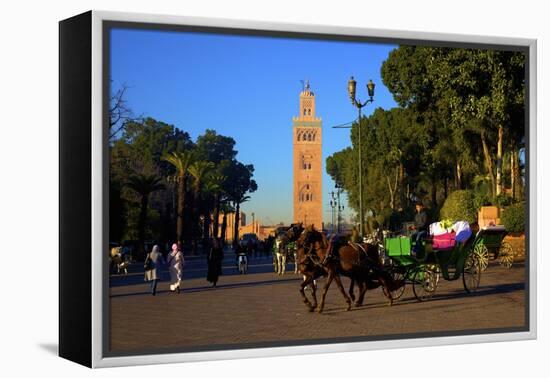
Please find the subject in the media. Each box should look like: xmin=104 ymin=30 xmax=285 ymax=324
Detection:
xmin=295 ymin=226 xmax=399 ymax=313
xmin=294 ymin=227 xmax=351 ymax=313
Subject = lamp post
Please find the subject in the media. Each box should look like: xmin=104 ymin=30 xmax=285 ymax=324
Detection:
xmin=347 ymin=77 xmax=375 ymax=239
xmin=335 ymin=183 xmax=344 ymax=234
xmin=165 ymin=175 xmax=181 ymax=240
xmin=330 ymin=191 xmax=337 ymax=234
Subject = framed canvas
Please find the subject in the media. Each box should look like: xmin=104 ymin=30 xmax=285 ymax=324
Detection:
xmin=59 ymin=10 xmax=537 ymax=368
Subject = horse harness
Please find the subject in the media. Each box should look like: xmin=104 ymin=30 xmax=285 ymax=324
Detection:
xmin=347 ymin=242 xmax=378 ymax=265
xmin=302 ymin=238 xmax=381 ymax=271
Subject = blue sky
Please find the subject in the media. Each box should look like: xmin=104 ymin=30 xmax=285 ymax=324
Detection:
xmin=110 ymin=28 xmax=398 ymax=225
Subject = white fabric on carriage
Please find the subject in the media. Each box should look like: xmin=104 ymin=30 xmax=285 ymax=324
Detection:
xmin=452 ymin=221 xmax=472 ymax=243
xmin=428 ymin=222 xmax=448 ymax=236
xmin=428 ymin=221 xmax=472 ymax=243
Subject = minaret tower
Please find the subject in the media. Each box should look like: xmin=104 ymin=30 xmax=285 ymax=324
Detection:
xmin=292 ymin=81 xmax=323 ymax=230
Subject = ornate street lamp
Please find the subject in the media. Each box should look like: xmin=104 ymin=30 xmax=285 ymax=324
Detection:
xmin=330 ymin=191 xmax=337 ymax=234
xmin=335 ymin=184 xmax=344 ymax=234
xmin=347 ymin=76 xmax=375 ymax=239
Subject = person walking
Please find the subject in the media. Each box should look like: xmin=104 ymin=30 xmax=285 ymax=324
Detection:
xmin=144 ymin=245 xmax=165 ymax=296
xmin=167 ymin=242 xmax=184 ymax=294
xmin=207 ymin=238 xmax=224 ymax=287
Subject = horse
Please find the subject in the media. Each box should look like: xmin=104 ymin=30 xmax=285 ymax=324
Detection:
xmin=109 ymin=246 xmax=129 ymax=275
xmin=273 ymin=223 xmax=303 ymax=275
xmin=237 ymin=253 xmax=248 ymax=274
xmin=295 ymin=226 xmax=400 ymax=313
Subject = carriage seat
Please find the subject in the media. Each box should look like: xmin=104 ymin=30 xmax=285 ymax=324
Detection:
xmin=478 ymin=206 xmax=501 ymax=228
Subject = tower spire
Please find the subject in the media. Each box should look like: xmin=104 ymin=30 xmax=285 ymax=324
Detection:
xmin=293 ymin=79 xmax=323 ymax=230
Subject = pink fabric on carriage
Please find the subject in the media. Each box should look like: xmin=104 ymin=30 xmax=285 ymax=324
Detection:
xmin=432 ymin=232 xmax=456 ymax=249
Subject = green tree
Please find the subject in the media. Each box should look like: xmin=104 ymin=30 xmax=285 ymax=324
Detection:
xmin=126 ymin=174 xmax=165 ymax=256
xmin=163 ymin=151 xmax=195 ymax=243
xmin=381 ymin=46 xmax=525 ymax=200
xmin=189 ymin=161 xmax=215 ymax=245
xmin=110 ymin=117 xmax=194 ymax=242
xmin=225 ymin=161 xmax=258 ymax=249
xmin=205 ymin=173 xmax=227 ymax=239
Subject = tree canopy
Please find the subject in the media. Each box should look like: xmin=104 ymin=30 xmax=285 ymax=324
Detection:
xmin=109 ymin=117 xmax=257 ymax=252
xmin=327 ymin=45 xmax=525 ymax=231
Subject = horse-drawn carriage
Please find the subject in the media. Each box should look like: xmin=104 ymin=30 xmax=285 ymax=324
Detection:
xmin=383 ymin=229 xmax=482 ymax=302
xmin=285 ymin=220 xmax=486 ymax=312
xmin=471 ymin=225 xmax=515 ymax=271
xmin=272 ymin=226 xmax=298 ymax=275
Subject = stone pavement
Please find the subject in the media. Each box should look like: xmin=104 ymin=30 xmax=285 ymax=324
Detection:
xmin=109 ymin=257 xmax=526 ymax=354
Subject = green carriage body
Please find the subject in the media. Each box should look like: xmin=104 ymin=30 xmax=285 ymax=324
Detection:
xmin=385 ymin=236 xmax=432 ymax=266
xmin=472 ymin=226 xmax=514 ymax=270
xmin=476 ymin=227 xmax=508 ymax=249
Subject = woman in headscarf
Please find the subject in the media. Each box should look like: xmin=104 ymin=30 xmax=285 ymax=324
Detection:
xmin=167 ymin=243 xmax=184 ymax=294
xmin=207 ymin=238 xmax=224 ymax=287
xmin=144 ymin=245 xmax=165 ymax=296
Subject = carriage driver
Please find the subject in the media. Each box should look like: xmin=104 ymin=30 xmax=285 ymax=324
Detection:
xmin=410 ymin=201 xmax=429 ymax=256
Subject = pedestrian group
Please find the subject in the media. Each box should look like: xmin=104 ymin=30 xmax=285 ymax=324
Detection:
xmin=143 ymin=238 xmax=224 ymax=295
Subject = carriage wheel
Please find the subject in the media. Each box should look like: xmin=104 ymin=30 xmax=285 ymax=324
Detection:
xmin=412 ymin=266 xmax=438 ymax=302
xmin=388 ymin=270 xmax=406 ymax=300
xmin=473 ymin=244 xmax=489 ymax=271
xmin=463 ymin=253 xmax=481 ymax=293
xmin=498 ymin=242 xmax=514 ymax=269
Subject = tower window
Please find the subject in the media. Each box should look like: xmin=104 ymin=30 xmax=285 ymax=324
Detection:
xmin=308 ymin=109 xmax=311 ymax=115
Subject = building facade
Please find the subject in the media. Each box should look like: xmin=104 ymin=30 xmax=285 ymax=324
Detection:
xmin=214 ymin=212 xmax=276 ymax=243
xmin=292 ymin=81 xmax=323 ymax=230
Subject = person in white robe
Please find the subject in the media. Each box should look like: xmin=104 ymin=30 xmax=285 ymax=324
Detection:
xmin=167 ymin=243 xmax=184 ymax=294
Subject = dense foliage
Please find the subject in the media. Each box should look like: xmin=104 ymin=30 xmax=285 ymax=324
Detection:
xmin=501 ymin=202 xmax=526 ymax=233
xmin=109 ymin=117 xmax=257 ymax=257
xmin=326 ymin=46 xmax=526 ymax=232
xmin=439 ymin=190 xmax=477 ymax=224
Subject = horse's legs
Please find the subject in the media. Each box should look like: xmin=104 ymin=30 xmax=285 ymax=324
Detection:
xmin=356 ymin=280 xmax=368 ymax=306
xmin=309 ymin=278 xmax=318 ymax=309
xmin=348 ymin=278 xmax=356 ymax=302
xmin=380 ymin=276 xmax=394 ymax=306
xmin=276 ymin=253 xmax=282 ymax=274
xmin=299 ymin=275 xmax=315 ymax=311
xmin=318 ymin=270 xmax=335 ymax=313
xmin=333 ymin=273 xmax=352 ymax=311
xmin=281 ymin=254 xmax=286 ymax=274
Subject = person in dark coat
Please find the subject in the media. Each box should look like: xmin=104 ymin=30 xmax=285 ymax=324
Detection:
xmin=207 ymin=238 xmax=224 ymax=287
xmin=410 ymin=201 xmax=430 ymax=255
xmin=144 ymin=245 xmax=165 ymax=296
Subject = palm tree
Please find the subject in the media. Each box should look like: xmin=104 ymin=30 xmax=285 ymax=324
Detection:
xmin=219 ymin=202 xmax=234 ymax=244
xmin=204 ymin=173 xmax=226 ymax=239
xmin=162 ymin=151 xmax=195 ymax=244
xmin=229 ymin=192 xmax=250 ymax=250
xmin=126 ymin=174 xmax=165 ymax=257
xmin=189 ymin=161 xmax=215 ymax=247
xmin=189 ymin=161 xmax=215 ymax=198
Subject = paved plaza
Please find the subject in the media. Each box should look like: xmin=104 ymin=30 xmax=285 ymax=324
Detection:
xmin=109 ymin=254 xmax=526 ymax=355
